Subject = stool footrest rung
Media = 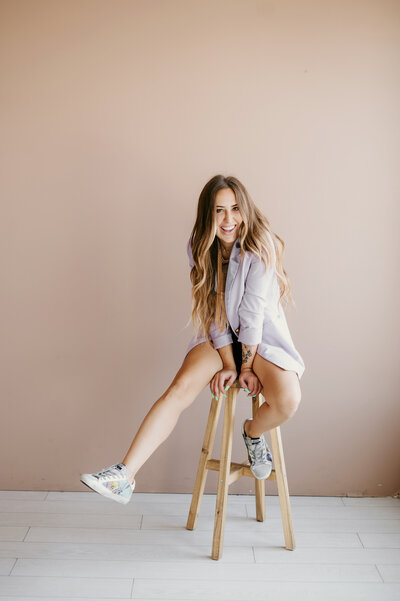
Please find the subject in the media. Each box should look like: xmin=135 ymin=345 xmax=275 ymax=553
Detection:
xmin=206 ymin=458 xmax=276 ymax=484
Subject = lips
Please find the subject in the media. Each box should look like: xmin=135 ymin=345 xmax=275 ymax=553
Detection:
xmin=221 ymin=225 xmax=236 ymax=233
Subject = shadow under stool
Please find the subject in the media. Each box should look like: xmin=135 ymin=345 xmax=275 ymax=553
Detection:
xmin=186 ymin=378 xmax=295 ymax=560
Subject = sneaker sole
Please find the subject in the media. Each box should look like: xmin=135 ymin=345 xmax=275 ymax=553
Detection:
xmin=80 ymin=475 xmax=134 ymax=505
xmin=250 ymin=463 xmax=272 ymax=480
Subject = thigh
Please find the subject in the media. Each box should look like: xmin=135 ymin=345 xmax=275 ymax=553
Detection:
xmin=166 ymin=341 xmax=223 ymax=402
xmin=252 ymin=352 xmax=301 ymax=412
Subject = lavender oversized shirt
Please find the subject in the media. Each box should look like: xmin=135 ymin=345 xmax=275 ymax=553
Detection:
xmin=184 ymin=233 xmax=306 ymax=380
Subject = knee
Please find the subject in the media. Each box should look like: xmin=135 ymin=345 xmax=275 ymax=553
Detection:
xmin=279 ymin=391 xmax=301 ymax=419
xmin=162 ymin=378 xmax=194 ymax=410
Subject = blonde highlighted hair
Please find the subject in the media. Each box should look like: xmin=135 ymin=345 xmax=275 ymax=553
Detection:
xmin=186 ymin=174 xmax=295 ymax=343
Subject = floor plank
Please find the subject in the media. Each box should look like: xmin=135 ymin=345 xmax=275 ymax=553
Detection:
xmin=0 ymin=493 xmax=398 ymax=599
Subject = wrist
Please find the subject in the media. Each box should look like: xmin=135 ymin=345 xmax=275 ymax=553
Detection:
xmin=240 ymin=366 xmax=253 ymax=373
xmin=223 ymin=362 xmax=237 ymax=371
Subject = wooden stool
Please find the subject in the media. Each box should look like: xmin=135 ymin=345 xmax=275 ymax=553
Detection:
xmin=186 ymin=378 xmax=295 ymax=560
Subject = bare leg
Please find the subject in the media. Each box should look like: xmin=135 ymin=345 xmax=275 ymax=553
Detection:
xmin=121 ymin=341 xmax=222 ymax=480
xmin=246 ymin=354 xmax=302 ymax=438
xmin=244 ymin=402 xmax=293 ymax=436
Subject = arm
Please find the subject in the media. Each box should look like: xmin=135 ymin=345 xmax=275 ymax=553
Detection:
xmin=237 ymin=245 xmax=278 ymax=373
xmin=216 ymin=344 xmax=236 ymax=370
xmin=241 ymin=343 xmax=258 ymax=372
xmin=237 ymin=251 xmax=277 ymax=395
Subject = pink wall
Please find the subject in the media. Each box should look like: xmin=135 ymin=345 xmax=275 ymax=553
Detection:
xmin=1 ymin=0 xmax=399 ymax=496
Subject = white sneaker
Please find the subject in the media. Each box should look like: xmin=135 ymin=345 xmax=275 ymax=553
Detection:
xmin=242 ymin=418 xmax=273 ymax=480
xmin=80 ymin=462 xmax=135 ymax=505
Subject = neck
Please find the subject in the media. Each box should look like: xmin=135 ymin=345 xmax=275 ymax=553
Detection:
xmin=219 ymin=239 xmax=234 ymax=254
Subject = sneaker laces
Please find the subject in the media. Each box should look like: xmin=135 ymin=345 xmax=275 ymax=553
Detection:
xmin=96 ymin=465 xmax=127 ymax=481
xmin=248 ymin=438 xmax=269 ymax=465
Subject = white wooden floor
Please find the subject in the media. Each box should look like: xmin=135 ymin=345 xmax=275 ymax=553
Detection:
xmin=0 ymin=491 xmax=399 ymax=600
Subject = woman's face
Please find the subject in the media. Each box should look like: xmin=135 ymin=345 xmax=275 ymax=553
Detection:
xmin=214 ymin=188 xmax=243 ymax=245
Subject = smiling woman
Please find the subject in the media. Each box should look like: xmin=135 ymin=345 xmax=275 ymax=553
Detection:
xmin=216 ymin=194 xmax=241 ymax=238
xmin=80 ymin=174 xmax=305 ymax=505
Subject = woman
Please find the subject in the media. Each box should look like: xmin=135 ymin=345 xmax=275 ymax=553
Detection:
xmin=80 ymin=174 xmax=305 ymax=505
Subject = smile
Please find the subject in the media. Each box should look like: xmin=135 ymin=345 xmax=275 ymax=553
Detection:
xmin=221 ymin=225 xmax=236 ymax=233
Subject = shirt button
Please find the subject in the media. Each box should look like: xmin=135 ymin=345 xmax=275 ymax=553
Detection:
xmin=235 ymin=328 xmax=240 ymax=333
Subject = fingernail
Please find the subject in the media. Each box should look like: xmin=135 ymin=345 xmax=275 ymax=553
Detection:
xmin=224 ymin=385 xmax=230 ymax=391
xmin=244 ymin=388 xmax=250 ymax=393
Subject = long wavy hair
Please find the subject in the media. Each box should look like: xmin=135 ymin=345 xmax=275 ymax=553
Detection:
xmin=186 ymin=174 xmax=295 ymax=342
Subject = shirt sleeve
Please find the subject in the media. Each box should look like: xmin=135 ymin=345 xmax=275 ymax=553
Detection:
xmin=209 ymin=318 xmax=233 ymax=350
xmin=187 ymin=237 xmax=233 ymax=349
xmin=187 ymin=237 xmax=194 ymax=269
xmin=237 ymin=248 xmax=278 ymax=347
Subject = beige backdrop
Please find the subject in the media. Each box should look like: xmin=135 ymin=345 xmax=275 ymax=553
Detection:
xmin=1 ymin=0 xmax=399 ymax=496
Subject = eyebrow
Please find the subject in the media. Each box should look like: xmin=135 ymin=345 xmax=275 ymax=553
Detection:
xmin=216 ymin=204 xmax=238 ymax=208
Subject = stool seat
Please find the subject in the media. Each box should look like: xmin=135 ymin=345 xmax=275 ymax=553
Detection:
xmin=186 ymin=377 xmax=295 ymax=560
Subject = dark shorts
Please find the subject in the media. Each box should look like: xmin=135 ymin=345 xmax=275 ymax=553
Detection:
xmin=229 ymin=325 xmax=242 ymax=374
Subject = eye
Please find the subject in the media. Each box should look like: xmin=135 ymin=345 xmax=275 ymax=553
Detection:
xmin=216 ymin=207 xmax=239 ymax=213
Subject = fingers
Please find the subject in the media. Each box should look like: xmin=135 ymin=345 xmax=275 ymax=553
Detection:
xmin=210 ymin=376 xmax=217 ymax=398
xmin=240 ymin=376 xmax=262 ymax=397
xmin=219 ymin=374 xmax=231 ymax=396
xmin=218 ymin=371 xmax=236 ymax=396
xmin=214 ymin=371 xmax=261 ymax=399
xmin=248 ymin=382 xmax=260 ymax=396
xmin=210 ymin=372 xmax=235 ymax=400
xmin=249 ymin=382 xmax=262 ymax=397
xmin=210 ymin=369 xmax=240 ymax=400
xmin=219 ymin=373 xmax=225 ymax=396
xmin=209 ymin=375 xmax=226 ymax=399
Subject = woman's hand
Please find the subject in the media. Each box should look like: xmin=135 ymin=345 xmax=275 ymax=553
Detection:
xmin=239 ymin=368 xmax=262 ymax=397
xmin=210 ymin=367 xmax=237 ymax=398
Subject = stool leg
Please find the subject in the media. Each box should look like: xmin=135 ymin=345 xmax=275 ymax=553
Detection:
xmin=212 ymin=386 xmax=238 ymax=560
xmin=186 ymin=393 xmax=223 ymax=531
xmin=269 ymin=426 xmax=296 ymax=550
xmin=252 ymin=394 xmax=266 ymax=522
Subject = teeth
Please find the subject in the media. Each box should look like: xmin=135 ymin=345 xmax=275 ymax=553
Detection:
xmin=222 ymin=225 xmax=235 ymax=231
